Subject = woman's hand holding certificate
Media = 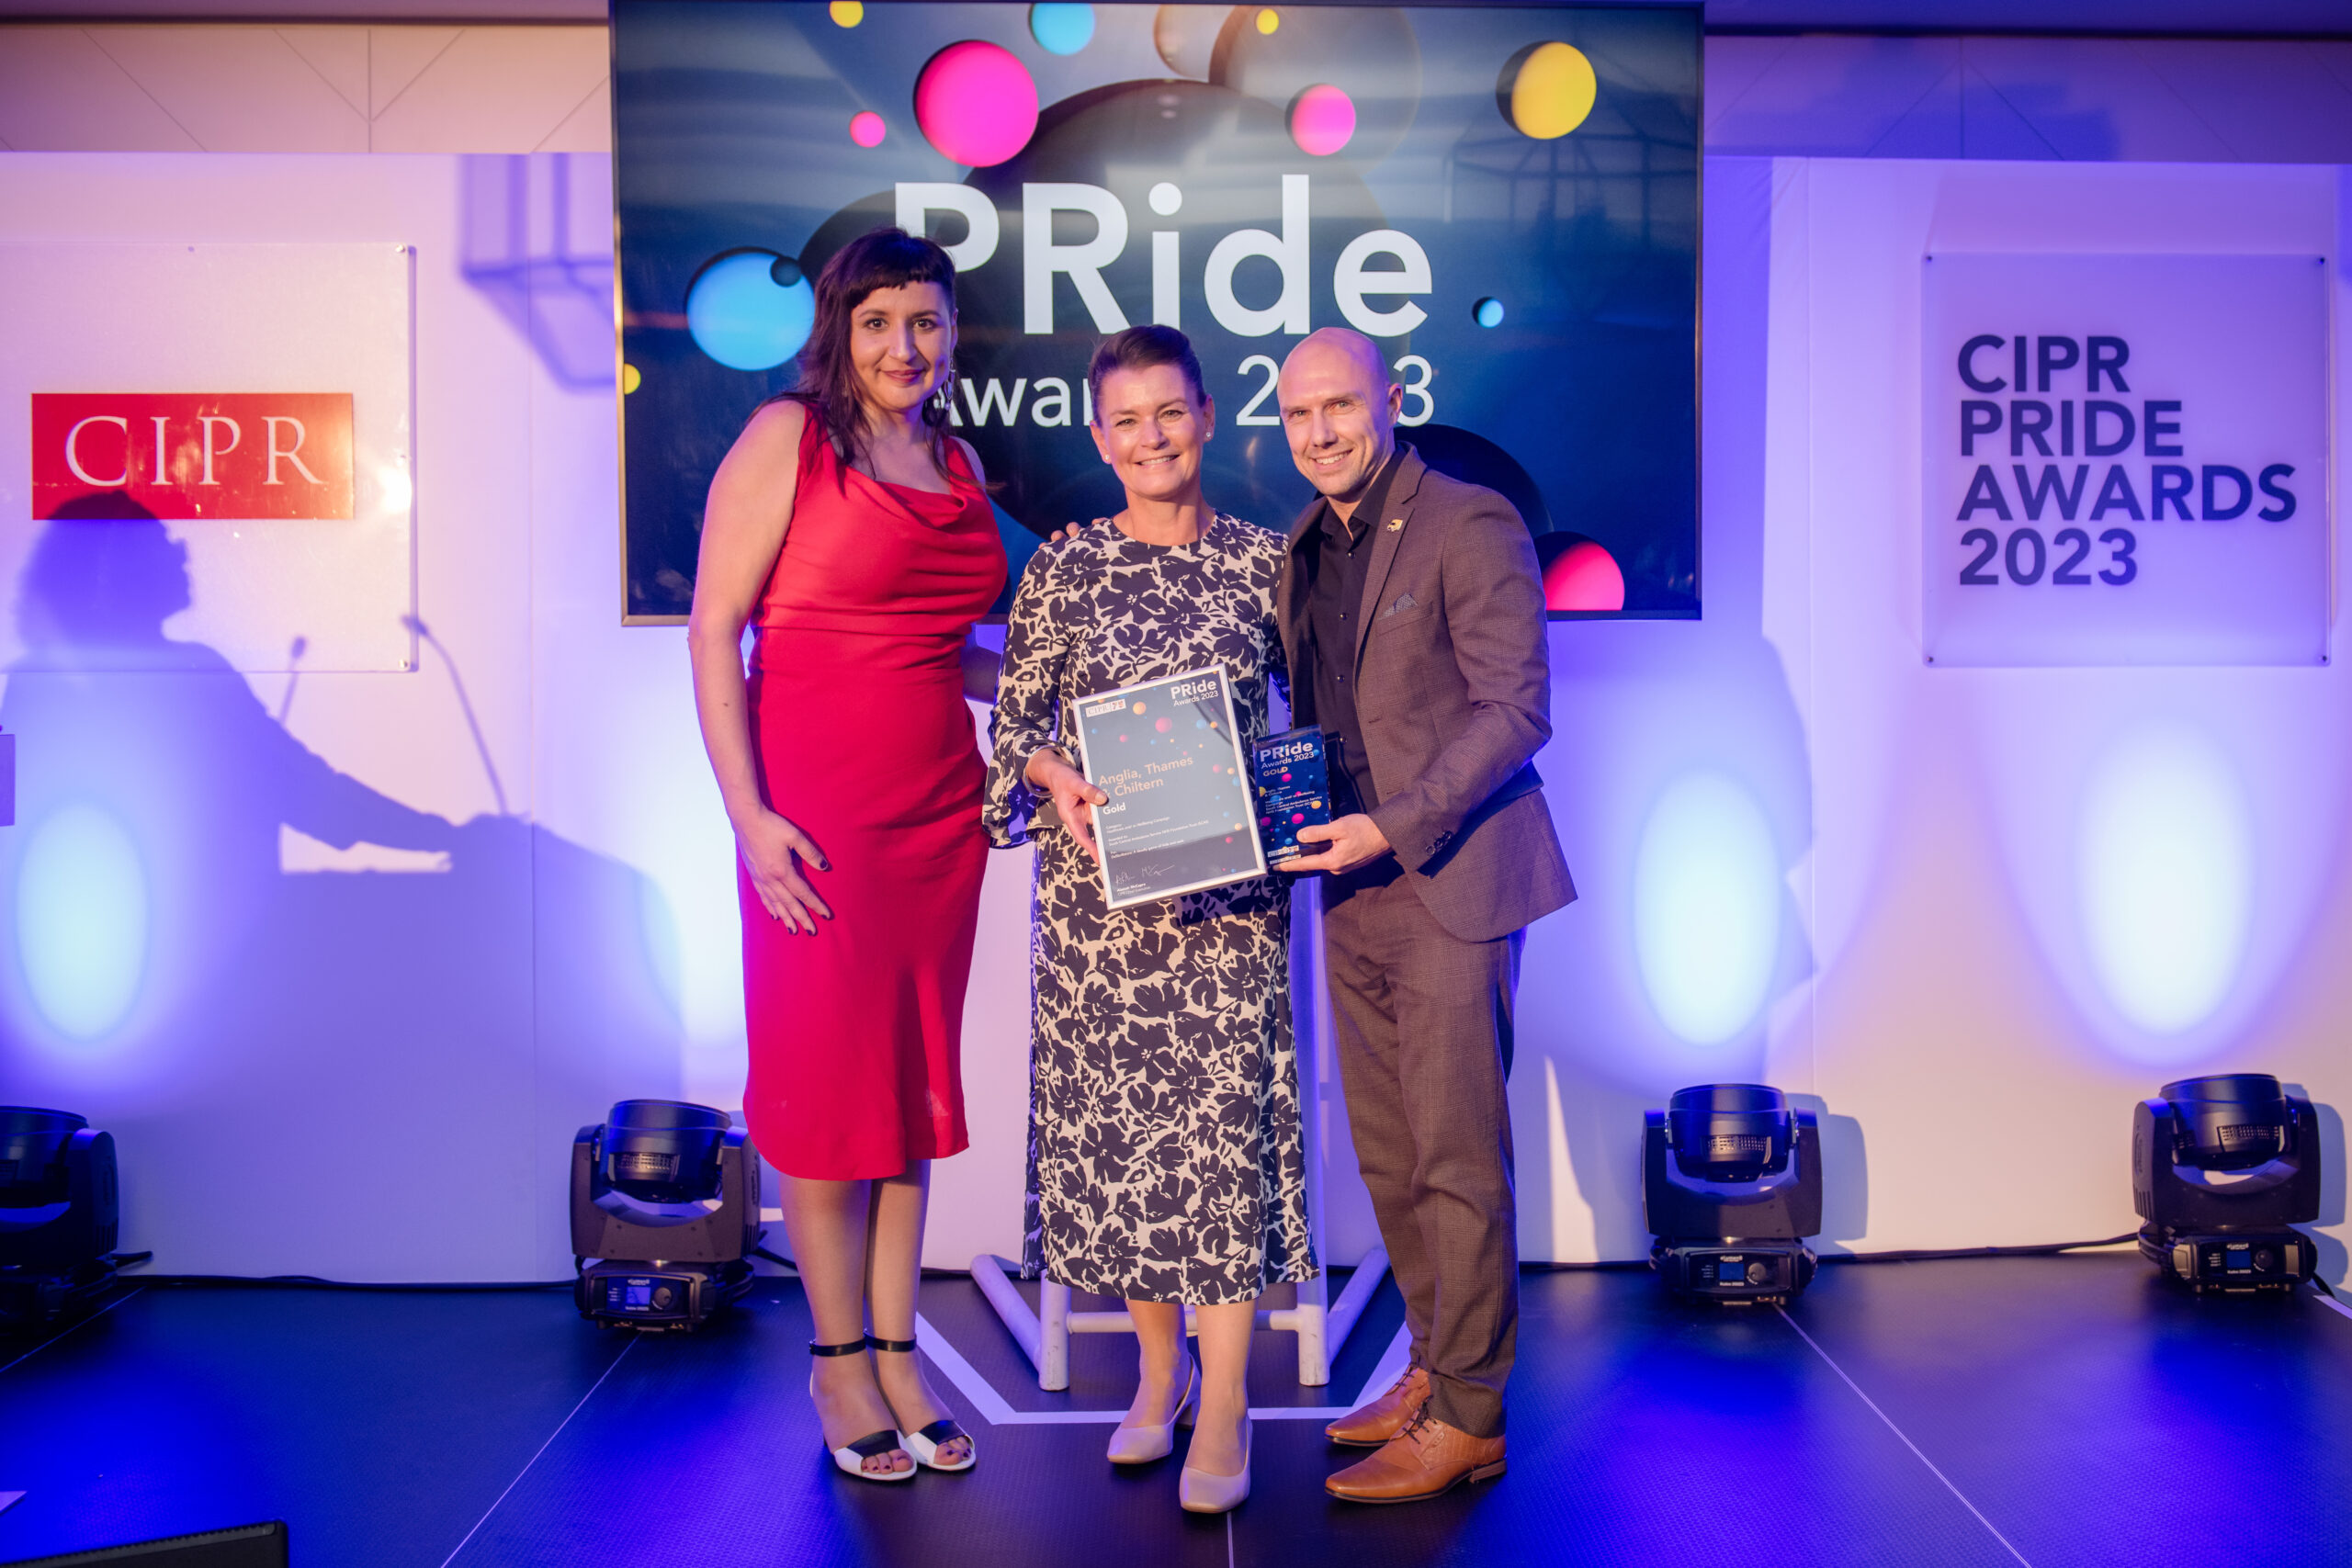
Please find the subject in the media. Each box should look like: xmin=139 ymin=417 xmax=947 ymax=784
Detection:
xmin=1024 ymin=747 xmax=1109 ymax=863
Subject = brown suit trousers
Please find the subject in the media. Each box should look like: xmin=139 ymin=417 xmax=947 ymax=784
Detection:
xmin=1324 ymin=873 xmax=1521 ymax=1437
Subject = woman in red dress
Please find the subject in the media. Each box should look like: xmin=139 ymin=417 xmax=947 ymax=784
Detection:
xmin=688 ymin=230 xmax=1002 ymax=1482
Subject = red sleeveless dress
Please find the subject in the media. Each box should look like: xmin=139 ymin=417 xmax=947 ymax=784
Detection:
xmin=740 ymin=415 xmax=1005 ymax=1179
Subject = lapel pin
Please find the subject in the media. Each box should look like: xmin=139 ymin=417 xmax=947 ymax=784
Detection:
xmin=1386 ymin=518 xmax=1404 ymax=532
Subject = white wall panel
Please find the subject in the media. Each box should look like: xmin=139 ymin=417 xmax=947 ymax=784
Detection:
xmin=0 ymin=25 xmax=610 ymax=154
xmin=88 ymin=27 xmax=369 ymax=152
xmin=0 ymin=27 xmax=201 ymax=151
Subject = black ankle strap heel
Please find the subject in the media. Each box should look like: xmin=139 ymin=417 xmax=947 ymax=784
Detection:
xmin=864 ymin=1334 xmax=975 ymax=1472
xmin=808 ymin=1339 xmax=912 ymax=1483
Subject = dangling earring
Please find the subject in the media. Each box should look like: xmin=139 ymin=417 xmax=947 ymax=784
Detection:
xmin=933 ymin=366 xmax=957 ymax=413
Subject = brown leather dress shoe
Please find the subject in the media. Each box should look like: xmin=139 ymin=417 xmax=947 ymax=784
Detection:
xmin=1324 ymin=1408 xmax=1506 ymax=1504
xmin=1324 ymin=1365 xmax=1430 ymax=1448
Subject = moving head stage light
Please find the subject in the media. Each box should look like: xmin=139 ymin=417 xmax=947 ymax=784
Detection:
xmin=0 ymin=1107 xmax=120 ymax=1332
xmin=572 ymin=1100 xmax=759 ymax=1332
xmin=2134 ymin=1074 xmax=2320 ymax=1295
xmin=1645 ymin=1084 xmax=1822 ymax=1305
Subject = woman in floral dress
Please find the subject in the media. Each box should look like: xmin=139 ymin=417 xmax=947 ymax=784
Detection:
xmin=985 ymin=325 xmax=1315 ymax=1515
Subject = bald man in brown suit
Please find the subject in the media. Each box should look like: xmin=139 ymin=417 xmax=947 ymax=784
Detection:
xmin=1274 ymin=328 xmax=1575 ymax=1504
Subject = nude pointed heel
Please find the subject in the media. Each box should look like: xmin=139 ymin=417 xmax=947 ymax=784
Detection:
xmin=808 ymin=1338 xmax=913 ymax=1483
xmin=1179 ymin=1416 xmax=1250 ymax=1514
xmin=866 ymin=1335 xmax=977 ymax=1472
xmin=1108 ymin=1357 xmax=1198 ymax=1465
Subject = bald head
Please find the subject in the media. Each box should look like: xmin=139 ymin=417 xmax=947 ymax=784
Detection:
xmin=1277 ymin=328 xmax=1403 ymax=511
xmin=1286 ymin=327 xmax=1389 ymax=390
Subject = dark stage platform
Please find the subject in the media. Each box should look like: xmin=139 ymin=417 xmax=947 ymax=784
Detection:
xmin=3 ymin=1254 xmax=2348 ymax=1566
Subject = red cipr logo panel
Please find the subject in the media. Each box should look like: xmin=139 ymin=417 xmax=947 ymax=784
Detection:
xmin=31 ymin=393 xmax=356 ymax=520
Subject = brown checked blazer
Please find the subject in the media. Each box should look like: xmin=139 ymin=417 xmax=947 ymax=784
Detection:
xmin=1274 ymin=446 xmax=1576 ymax=944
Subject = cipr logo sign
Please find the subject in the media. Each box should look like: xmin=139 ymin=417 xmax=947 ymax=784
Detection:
xmin=32 ymin=392 xmax=355 ymax=520
xmin=1921 ymin=254 xmax=2327 ymax=667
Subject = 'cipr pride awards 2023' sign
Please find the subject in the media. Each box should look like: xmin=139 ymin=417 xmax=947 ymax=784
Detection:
xmin=1922 ymin=254 xmax=2328 ymax=667
xmin=612 ymin=3 xmax=1699 ymax=623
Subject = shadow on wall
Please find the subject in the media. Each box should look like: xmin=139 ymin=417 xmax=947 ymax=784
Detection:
xmin=1787 ymin=1095 xmax=1867 ymax=1251
xmin=1515 ymin=155 xmax=1826 ymax=1263
xmin=0 ymin=506 xmax=680 ymax=1278
xmin=2295 ymin=1093 xmax=2346 ymax=1286
xmin=460 ymin=153 xmax=615 ymax=392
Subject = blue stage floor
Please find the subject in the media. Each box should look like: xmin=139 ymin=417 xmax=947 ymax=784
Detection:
xmin=3 ymin=1254 xmax=2348 ymax=1566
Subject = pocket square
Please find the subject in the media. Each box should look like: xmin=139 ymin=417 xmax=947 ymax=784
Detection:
xmin=1385 ymin=591 xmax=1419 ymax=616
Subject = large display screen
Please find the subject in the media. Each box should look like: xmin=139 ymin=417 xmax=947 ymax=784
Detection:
xmin=613 ymin=2 xmax=1699 ymax=622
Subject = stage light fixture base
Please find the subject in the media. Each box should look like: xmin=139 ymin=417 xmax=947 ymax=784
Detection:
xmin=575 ymin=1258 xmax=754 ymax=1331
xmin=2139 ymin=1225 xmax=2315 ymax=1295
xmin=0 ymin=1255 xmax=121 ymax=1334
xmin=1650 ymin=1240 xmax=1816 ymax=1306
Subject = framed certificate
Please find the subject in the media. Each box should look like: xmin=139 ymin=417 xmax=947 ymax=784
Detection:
xmin=1072 ymin=666 xmax=1267 ymax=909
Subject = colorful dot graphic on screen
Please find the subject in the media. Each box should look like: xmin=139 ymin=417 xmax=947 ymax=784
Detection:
xmin=1288 ymin=84 xmax=1356 ymax=156
xmin=849 ymin=111 xmax=886 ymax=148
xmin=1501 ymin=41 xmax=1597 ymax=140
xmin=1475 ymin=297 xmax=1505 ymax=328
xmin=685 ymin=251 xmax=816 ymax=371
xmin=830 ymin=1 xmax=862 ymax=26
xmin=1256 ymin=8 xmax=1281 ymax=35
xmin=1132 ymin=701 xmax=1147 ymax=713
xmin=1544 ymin=539 xmax=1626 ymax=612
xmin=621 ymin=363 xmax=640 ymax=394
xmin=915 ymin=41 xmax=1041 ymax=167
xmin=1029 ymin=3 xmax=1094 ymax=55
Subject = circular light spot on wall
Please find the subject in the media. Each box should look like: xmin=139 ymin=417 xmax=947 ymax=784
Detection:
xmin=1543 ymin=538 xmax=1623 ymax=612
xmin=1029 ymin=2 xmax=1095 ymax=55
xmin=849 ymin=109 xmax=887 ymax=148
xmin=621 ymin=363 xmax=641 ymax=394
xmin=1256 ymin=7 xmax=1281 ymax=35
xmin=830 ymin=1 xmax=863 ymax=26
xmin=686 ymin=251 xmax=817 ymax=371
xmin=1474 ymin=296 xmax=1505 ymax=328
xmin=1287 ymin=84 xmax=1356 ymax=156
xmin=1148 ymin=181 xmax=1183 ymax=216
xmin=17 ymin=802 xmax=148 ymax=1042
xmin=1499 ymin=41 xmax=1597 ymax=140
xmin=2077 ymin=723 xmax=2252 ymax=1036
xmin=1634 ymin=773 xmax=1781 ymax=1046
xmin=914 ymin=40 xmax=1041 ymax=167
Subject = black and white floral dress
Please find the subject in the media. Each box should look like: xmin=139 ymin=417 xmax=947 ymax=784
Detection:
xmin=984 ymin=515 xmax=1317 ymax=1306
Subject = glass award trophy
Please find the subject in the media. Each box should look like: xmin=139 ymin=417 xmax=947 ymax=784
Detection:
xmin=1251 ymin=727 xmax=1332 ymax=865
xmin=1070 ymin=666 xmax=1268 ymax=909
